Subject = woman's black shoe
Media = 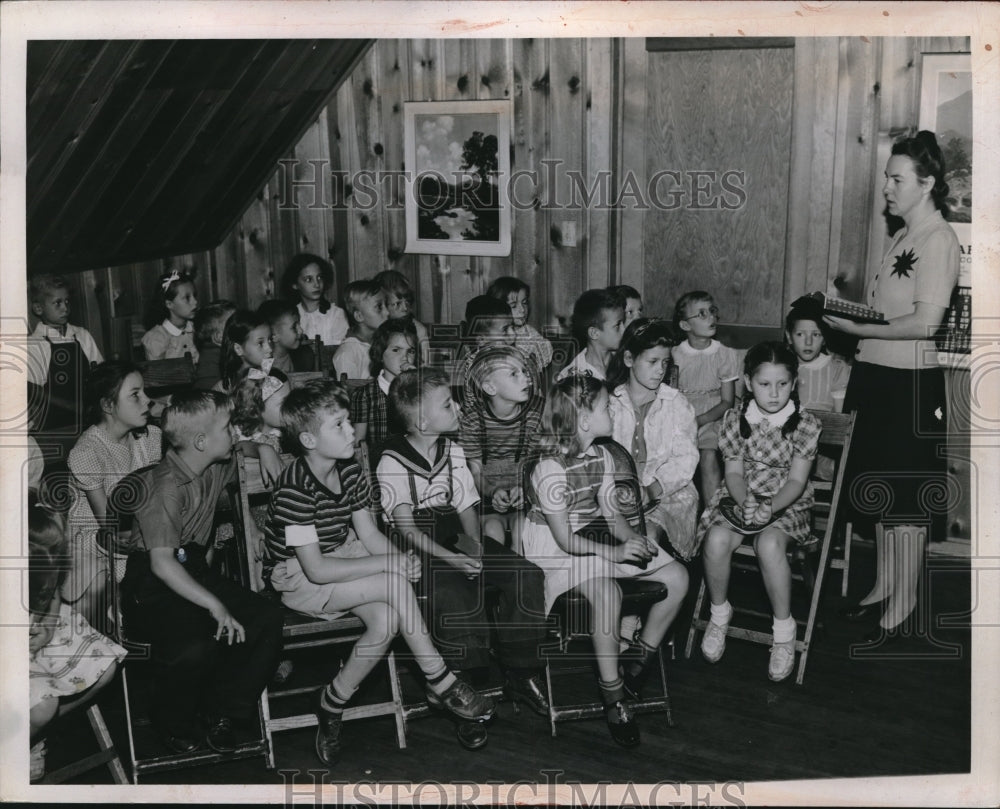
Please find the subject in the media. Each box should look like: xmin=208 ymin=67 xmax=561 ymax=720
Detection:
xmin=503 ymin=673 xmax=550 ymax=716
xmin=605 ymin=700 xmax=640 ymax=747
xmin=455 ymin=720 xmax=489 ymax=750
xmin=839 ymin=599 xmax=886 ymax=623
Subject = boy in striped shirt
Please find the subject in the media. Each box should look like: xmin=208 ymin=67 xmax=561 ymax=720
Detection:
xmin=263 ymin=379 xmax=494 ymax=766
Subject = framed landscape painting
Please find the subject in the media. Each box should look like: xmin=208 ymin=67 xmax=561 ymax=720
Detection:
xmin=403 ymin=100 xmax=512 ymax=256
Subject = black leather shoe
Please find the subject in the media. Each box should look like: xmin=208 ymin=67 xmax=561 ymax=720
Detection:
xmin=503 ymin=673 xmax=550 ymax=716
xmin=455 ymin=720 xmax=489 ymax=750
xmin=162 ymin=732 xmax=202 ymax=755
xmin=839 ymin=600 xmax=885 ymax=623
xmin=314 ymin=691 xmax=344 ymax=766
xmin=425 ymin=676 xmax=496 ymax=722
xmin=604 ymin=700 xmax=640 ymax=748
xmin=205 ymin=715 xmax=237 ymax=754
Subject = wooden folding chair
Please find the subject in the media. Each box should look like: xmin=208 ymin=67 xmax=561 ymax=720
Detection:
xmin=684 ymin=410 xmax=856 ymax=684
xmin=137 ymin=353 xmax=196 ymax=398
xmin=523 ymin=438 xmax=673 ymax=737
xmin=37 ymin=704 xmax=129 ymax=785
xmin=105 ymin=467 xmax=269 ymax=783
xmin=229 ymin=445 xmax=408 ymax=769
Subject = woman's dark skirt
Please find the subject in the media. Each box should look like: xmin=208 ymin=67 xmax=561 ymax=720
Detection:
xmin=841 ymin=361 xmax=949 ymax=540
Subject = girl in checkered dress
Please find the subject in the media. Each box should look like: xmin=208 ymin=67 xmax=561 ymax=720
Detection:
xmin=696 ymin=342 xmax=821 ymax=682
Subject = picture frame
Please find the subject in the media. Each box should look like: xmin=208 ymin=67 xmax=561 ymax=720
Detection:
xmin=403 ymin=100 xmax=512 ymax=257
xmin=919 ymin=52 xmax=972 ymax=285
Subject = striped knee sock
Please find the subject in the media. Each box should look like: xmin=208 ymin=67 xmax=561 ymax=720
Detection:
xmin=423 ymin=663 xmax=458 ymax=695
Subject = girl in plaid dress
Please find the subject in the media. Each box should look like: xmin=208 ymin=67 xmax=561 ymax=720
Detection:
xmin=697 ymin=342 xmax=821 ymax=682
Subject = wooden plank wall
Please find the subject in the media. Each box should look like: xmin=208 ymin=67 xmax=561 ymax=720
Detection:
xmin=60 ymin=36 xmax=969 ymax=360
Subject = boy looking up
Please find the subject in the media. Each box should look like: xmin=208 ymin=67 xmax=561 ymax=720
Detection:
xmin=556 ymin=289 xmax=625 ymax=381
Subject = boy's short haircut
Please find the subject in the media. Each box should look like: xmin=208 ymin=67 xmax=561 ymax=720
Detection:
xmin=341 ymin=279 xmax=383 ymax=318
xmin=608 ymin=284 xmax=641 ymax=304
xmin=389 ymin=367 xmax=450 ymax=433
xmin=571 ymin=288 xmax=624 ymax=345
xmin=368 ymin=318 xmax=418 ymax=374
xmin=28 ymin=273 xmax=69 ymax=303
xmin=468 ymin=344 xmax=527 ymax=399
xmin=161 ymin=389 xmax=231 ymax=451
xmin=373 ymin=270 xmax=414 ymax=304
xmin=462 ymin=295 xmax=512 ymax=338
xmin=194 ymin=300 xmax=237 ymax=346
xmin=672 ymin=290 xmax=713 ymax=330
xmin=257 ymin=298 xmax=299 ymax=330
xmin=280 ymin=378 xmax=351 ymax=456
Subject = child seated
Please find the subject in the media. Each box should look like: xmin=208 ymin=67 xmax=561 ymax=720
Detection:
xmin=29 ymin=493 xmax=126 ymax=782
xmin=333 ymin=280 xmax=388 ymax=380
xmin=264 ymin=378 xmax=495 ymax=764
xmin=231 ymin=365 xmax=291 ymax=487
xmin=457 ymin=344 xmax=543 ymax=543
xmin=455 ymin=295 xmax=515 ymax=368
xmin=556 ymin=288 xmax=625 ymax=382
xmin=66 ymin=362 xmax=163 ymax=630
xmin=26 ymin=273 xmax=104 ymax=430
xmin=141 ymin=269 xmax=200 ymax=363
xmin=520 ymin=374 xmax=688 ymax=747
xmin=218 ymin=309 xmax=274 ymax=393
xmin=378 ymin=369 xmax=549 ymax=750
xmin=608 ymin=284 xmax=644 ymax=327
xmin=696 ymin=342 xmax=821 ymax=682
xmin=349 ymin=318 xmax=417 ymax=461
xmin=671 ymin=290 xmax=740 ymax=503
xmin=257 ymin=299 xmax=305 ymax=375
xmin=785 ymin=296 xmax=851 ymax=412
xmin=281 ymin=253 xmax=349 ymax=346
xmin=374 ymin=269 xmax=431 ymax=365
xmin=193 ymin=300 xmax=236 ymax=390
xmin=119 ymin=390 xmax=284 ymax=754
xmin=606 ymin=319 xmax=700 ymax=561
xmin=485 ymin=276 xmax=553 ymax=370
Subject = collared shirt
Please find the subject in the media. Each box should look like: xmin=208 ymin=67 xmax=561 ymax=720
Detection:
xmin=26 ymin=322 xmax=104 ymax=385
xmin=141 ymin=320 xmax=199 ymax=363
xmin=744 ymin=399 xmax=796 ymax=428
xmin=796 ymin=353 xmax=852 ymax=411
xmin=298 ymin=302 xmax=349 ymax=347
xmin=377 ymin=435 xmax=480 ymax=520
xmin=131 ymin=449 xmax=234 ymax=551
xmin=332 ymin=336 xmax=372 ymax=380
xmin=856 ymin=209 xmax=959 ymax=369
xmin=556 ymin=350 xmax=605 ymax=382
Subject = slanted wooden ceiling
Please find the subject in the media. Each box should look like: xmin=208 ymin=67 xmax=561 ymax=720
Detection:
xmin=27 ymin=39 xmax=372 ymax=275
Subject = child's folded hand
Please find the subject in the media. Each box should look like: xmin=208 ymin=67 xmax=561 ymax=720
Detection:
xmin=491 ymin=489 xmax=512 ymax=512
xmin=615 ymin=536 xmax=651 ymax=565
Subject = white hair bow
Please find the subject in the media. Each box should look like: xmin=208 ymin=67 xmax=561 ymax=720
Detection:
xmin=247 ymin=359 xmax=282 ymax=400
xmin=161 ymin=269 xmax=182 ymax=291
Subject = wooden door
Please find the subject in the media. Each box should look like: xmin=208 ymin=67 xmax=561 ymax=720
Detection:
xmin=622 ymin=40 xmax=794 ymax=327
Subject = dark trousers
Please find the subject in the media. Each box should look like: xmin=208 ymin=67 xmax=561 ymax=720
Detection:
xmin=407 ymin=511 xmax=548 ymax=671
xmin=121 ymin=545 xmax=283 ymax=737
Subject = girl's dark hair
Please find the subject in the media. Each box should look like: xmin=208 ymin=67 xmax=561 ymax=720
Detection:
xmin=485 ymin=276 xmax=530 ymax=304
xmin=368 ymin=318 xmax=418 ymax=375
xmin=281 ymin=253 xmax=335 ymax=314
xmin=28 ymin=492 xmax=69 ymax=615
xmin=144 ymin=267 xmax=196 ymax=329
xmin=538 ymin=373 xmax=607 ymax=459
xmin=891 ymin=130 xmax=950 ymax=217
xmin=672 ymin=290 xmax=713 ymax=331
xmin=739 ymin=341 xmax=801 ymax=439
xmin=605 ymin=318 xmax=675 ymax=389
xmin=220 ymin=309 xmax=269 ymax=391
xmin=231 ymin=366 xmax=290 ymax=436
xmin=84 ymin=360 xmax=145 ymax=426
xmin=784 ymin=297 xmax=831 ymax=350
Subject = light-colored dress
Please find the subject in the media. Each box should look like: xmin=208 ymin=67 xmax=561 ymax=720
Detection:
xmin=30 ymin=603 xmax=126 ymax=709
xmin=671 ymin=339 xmax=741 ymax=450
xmin=521 ymin=444 xmax=674 ymax=612
xmin=141 ymin=320 xmax=199 ymax=363
xmin=697 ymin=404 xmax=821 ymax=545
xmin=298 ymin=301 xmax=349 ymax=346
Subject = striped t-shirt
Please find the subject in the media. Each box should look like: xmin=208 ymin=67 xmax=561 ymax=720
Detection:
xmin=263 ymin=455 xmax=373 ymax=563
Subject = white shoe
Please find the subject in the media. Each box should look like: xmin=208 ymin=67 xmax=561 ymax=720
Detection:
xmin=700 ymin=620 xmax=729 ymax=663
xmin=30 ymin=739 xmax=46 ymax=782
xmin=768 ymin=639 xmax=796 ymax=682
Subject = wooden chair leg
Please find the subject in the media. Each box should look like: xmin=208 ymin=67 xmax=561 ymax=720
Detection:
xmin=684 ymin=576 xmax=709 ymax=659
xmin=840 ymin=520 xmax=853 ymax=597
xmin=386 ymin=651 xmax=408 ymax=750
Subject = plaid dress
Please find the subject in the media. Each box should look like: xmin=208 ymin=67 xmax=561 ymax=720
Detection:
xmin=697 ymin=406 xmax=821 ymax=544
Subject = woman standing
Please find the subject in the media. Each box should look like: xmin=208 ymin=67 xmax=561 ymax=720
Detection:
xmin=825 ymin=130 xmax=960 ymax=640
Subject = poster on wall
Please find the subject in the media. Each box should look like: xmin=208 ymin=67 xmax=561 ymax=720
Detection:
xmin=919 ymin=52 xmax=972 ymax=286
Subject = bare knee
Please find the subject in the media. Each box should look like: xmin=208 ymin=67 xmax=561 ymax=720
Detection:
xmin=753 ymin=530 xmax=788 ymax=563
xmin=703 ymin=527 xmax=735 ymax=561
xmin=30 ymin=698 xmax=58 ymax=738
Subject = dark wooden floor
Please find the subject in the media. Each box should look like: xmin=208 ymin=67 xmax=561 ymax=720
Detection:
xmin=45 ymin=544 xmax=971 ymax=788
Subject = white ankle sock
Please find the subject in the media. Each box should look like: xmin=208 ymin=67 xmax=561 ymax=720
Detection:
xmin=772 ymin=615 xmax=796 ymax=643
xmin=709 ymin=601 xmax=733 ymax=625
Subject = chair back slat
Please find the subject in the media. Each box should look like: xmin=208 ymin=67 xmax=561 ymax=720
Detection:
xmin=138 ymin=354 xmax=196 ymax=389
xmin=286 ymin=370 xmax=326 ymax=389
